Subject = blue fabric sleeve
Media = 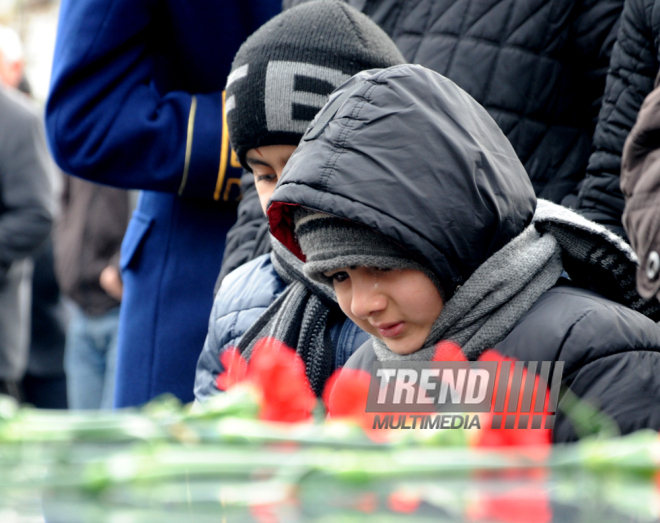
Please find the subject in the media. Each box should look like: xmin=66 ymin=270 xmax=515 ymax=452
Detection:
xmin=45 ymin=0 xmax=279 ymax=200
xmin=194 ymin=254 xmax=285 ymax=402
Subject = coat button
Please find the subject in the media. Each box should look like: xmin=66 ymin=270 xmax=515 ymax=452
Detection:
xmin=646 ymin=251 xmax=660 ymax=280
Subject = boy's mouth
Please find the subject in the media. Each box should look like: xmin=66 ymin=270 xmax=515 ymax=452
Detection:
xmin=376 ymin=322 xmax=405 ymax=338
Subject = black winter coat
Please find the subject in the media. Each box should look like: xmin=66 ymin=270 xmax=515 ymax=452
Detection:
xmin=268 ymin=64 xmax=660 ymax=443
xmin=55 ymin=175 xmax=129 ymax=315
xmin=575 ymin=0 xmax=660 ymax=239
xmin=344 ymin=282 xmax=660 ymax=442
xmin=287 ymin=0 xmax=623 ymax=202
xmin=218 ymin=0 xmax=624 ymax=282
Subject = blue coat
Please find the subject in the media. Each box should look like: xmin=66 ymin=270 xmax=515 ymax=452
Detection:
xmin=194 ymin=254 xmax=370 ymax=402
xmin=45 ymin=0 xmax=280 ymax=406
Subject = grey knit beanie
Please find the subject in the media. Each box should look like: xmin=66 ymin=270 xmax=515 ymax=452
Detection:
xmin=294 ymin=210 xmax=444 ymax=297
xmin=225 ymin=0 xmax=406 ymax=171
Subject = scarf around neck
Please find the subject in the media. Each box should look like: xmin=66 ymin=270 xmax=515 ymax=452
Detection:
xmin=372 ymin=199 xmax=660 ymax=362
xmin=237 ymin=235 xmax=338 ymax=396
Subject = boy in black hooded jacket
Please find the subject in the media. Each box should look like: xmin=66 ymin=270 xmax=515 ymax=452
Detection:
xmin=194 ymin=1 xmax=406 ymax=402
xmin=268 ymin=64 xmax=660 ymax=443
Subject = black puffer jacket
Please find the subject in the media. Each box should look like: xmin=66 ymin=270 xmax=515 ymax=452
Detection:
xmin=343 ymin=282 xmax=660 ymax=442
xmin=268 ymin=64 xmax=660 ymax=443
xmin=218 ymin=0 xmax=624 ymax=282
xmin=575 ymin=0 xmax=660 ymax=239
xmin=287 ymin=0 xmax=623 ymax=202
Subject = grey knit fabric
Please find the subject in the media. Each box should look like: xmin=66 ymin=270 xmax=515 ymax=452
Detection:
xmin=225 ymin=0 xmax=405 ymax=170
xmin=373 ymin=199 xmax=660 ymax=361
xmin=294 ymin=210 xmax=443 ymax=295
xmin=238 ymin=210 xmax=439 ymax=394
xmin=372 ymin=220 xmax=562 ymax=361
xmin=236 ymin=236 xmax=337 ymax=397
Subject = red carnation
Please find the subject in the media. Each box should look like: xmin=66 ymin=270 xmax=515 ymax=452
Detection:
xmin=215 ymin=347 xmax=248 ymax=391
xmin=248 ymin=337 xmax=316 ymax=423
xmin=474 ymin=349 xmax=552 ymax=453
xmin=323 ymin=368 xmax=372 ymax=419
xmin=214 ymin=337 xmax=316 ymax=423
xmin=432 ymin=340 xmax=467 ymax=362
xmin=324 ymin=368 xmax=396 ymax=442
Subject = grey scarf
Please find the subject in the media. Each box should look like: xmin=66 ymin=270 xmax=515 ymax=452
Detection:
xmin=237 ymin=235 xmax=338 ymax=396
xmin=373 ymin=200 xmax=660 ymax=361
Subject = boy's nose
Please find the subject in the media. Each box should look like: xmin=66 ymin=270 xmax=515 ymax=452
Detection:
xmin=350 ymin=274 xmax=387 ymax=319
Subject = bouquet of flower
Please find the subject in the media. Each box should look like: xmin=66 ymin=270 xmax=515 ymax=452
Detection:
xmin=0 ymin=337 xmax=658 ymax=523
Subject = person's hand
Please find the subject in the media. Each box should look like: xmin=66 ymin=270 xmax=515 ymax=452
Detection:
xmin=100 ymin=265 xmax=123 ymax=301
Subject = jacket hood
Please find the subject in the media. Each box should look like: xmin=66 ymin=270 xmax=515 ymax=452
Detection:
xmin=268 ymin=64 xmax=536 ymax=299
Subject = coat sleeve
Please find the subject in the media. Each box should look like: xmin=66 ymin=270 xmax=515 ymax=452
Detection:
xmin=194 ymin=297 xmax=248 ymax=403
xmin=0 ymin=95 xmax=53 ymax=273
xmin=554 ymin=350 xmax=660 ymax=442
xmin=194 ymin=254 xmax=284 ymax=402
xmin=45 ymin=0 xmax=277 ymax=199
xmin=574 ymin=0 xmax=656 ymax=238
xmin=620 ymin=83 xmax=660 ymax=299
xmin=571 ymin=0 xmax=626 ymax=130
xmin=550 ymin=297 xmax=660 ymax=443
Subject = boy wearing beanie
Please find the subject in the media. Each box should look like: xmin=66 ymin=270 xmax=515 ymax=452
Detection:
xmin=269 ymin=64 xmax=660 ymax=442
xmin=217 ymin=0 xmax=405 ymax=281
xmin=194 ymin=1 xmax=405 ymax=401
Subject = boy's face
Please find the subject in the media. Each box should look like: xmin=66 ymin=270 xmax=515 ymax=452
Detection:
xmin=246 ymin=145 xmax=298 ymax=215
xmin=324 ymin=267 xmax=444 ymax=355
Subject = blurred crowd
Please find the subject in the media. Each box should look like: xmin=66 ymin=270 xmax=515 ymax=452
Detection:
xmin=2 ymin=0 xmax=660 ymax=440
xmin=0 ymin=23 xmax=128 ymax=410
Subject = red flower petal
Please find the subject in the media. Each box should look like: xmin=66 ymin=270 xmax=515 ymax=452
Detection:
xmin=354 ymin=492 xmax=378 ymax=514
xmin=472 ymin=350 xmax=552 ymax=454
xmin=324 ymin=368 xmax=371 ymax=419
xmin=388 ymin=490 xmax=421 ymax=514
xmin=215 ymin=347 xmax=248 ymax=391
xmin=468 ymin=484 xmax=551 ymax=523
xmin=432 ymin=340 xmax=467 ymax=361
xmin=248 ymin=337 xmax=316 ymax=423
xmin=324 ymin=368 xmax=397 ymax=442
xmin=250 ymin=504 xmax=279 ymax=523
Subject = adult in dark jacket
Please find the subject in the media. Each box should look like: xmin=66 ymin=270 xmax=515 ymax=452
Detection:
xmin=575 ymin=0 xmax=660 ymax=238
xmin=0 ymin=86 xmax=53 ymax=400
xmin=45 ymin=0 xmax=280 ymax=406
xmin=195 ymin=1 xmax=405 ymax=402
xmin=54 ymin=175 xmax=129 ymax=409
xmin=218 ymin=0 xmax=625 ymax=281
xmin=620 ymin=80 xmax=660 ymax=301
xmin=0 ymin=25 xmax=66 ymax=408
xmin=268 ymin=64 xmax=660 ymax=443
xmin=23 ymin=238 xmax=67 ymax=409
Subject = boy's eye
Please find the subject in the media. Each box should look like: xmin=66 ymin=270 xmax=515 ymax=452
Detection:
xmin=255 ymin=173 xmax=277 ymax=184
xmin=332 ymin=271 xmax=349 ymax=283
xmin=324 ymin=270 xmax=349 ymax=284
